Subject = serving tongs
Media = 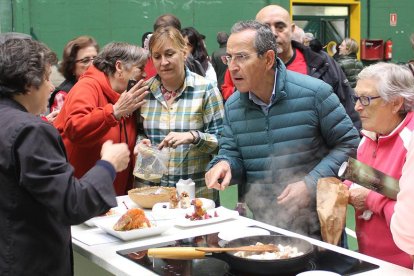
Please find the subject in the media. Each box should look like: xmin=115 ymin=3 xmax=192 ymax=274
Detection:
xmin=147 ymin=244 xmax=278 ymax=259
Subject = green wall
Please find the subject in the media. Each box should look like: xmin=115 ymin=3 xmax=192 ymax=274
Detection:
xmin=7 ymin=0 xmax=287 ymax=59
xmin=0 ymin=0 xmax=13 ymax=33
xmin=2 ymin=0 xmax=412 ymax=62
xmin=360 ymin=0 xmax=413 ymax=63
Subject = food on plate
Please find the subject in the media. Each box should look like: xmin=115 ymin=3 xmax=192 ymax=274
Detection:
xmin=113 ymin=208 xmax=151 ymax=231
xmin=233 ymin=242 xmax=304 ymax=260
xmin=185 ymin=198 xmax=218 ymax=221
xmin=169 ymin=192 xmax=179 ymax=209
xmin=168 ymin=191 xmax=193 ymax=209
xmin=180 ymin=191 xmax=191 ymax=209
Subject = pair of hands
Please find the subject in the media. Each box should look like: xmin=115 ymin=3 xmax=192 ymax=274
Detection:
xmin=205 ymin=161 xmax=311 ymax=210
xmin=113 ymin=79 xmax=149 ymax=120
xmin=134 ymin=131 xmax=194 ymax=153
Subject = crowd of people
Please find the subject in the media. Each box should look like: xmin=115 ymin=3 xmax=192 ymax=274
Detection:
xmin=0 ymin=3 xmax=414 ymax=275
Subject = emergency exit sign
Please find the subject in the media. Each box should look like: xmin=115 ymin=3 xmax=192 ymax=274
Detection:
xmin=390 ymin=13 xmax=397 ymax=26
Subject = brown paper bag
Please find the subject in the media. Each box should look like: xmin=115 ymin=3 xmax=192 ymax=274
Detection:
xmin=317 ymin=177 xmax=349 ymax=245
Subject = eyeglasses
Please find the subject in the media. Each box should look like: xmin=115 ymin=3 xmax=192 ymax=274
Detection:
xmin=75 ymin=56 xmax=95 ymax=65
xmin=221 ymin=53 xmax=255 ymax=65
xmin=352 ymin=95 xmax=381 ymax=106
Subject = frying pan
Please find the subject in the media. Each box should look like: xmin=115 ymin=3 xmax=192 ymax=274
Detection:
xmin=148 ymin=235 xmax=314 ymax=275
xmin=220 ymin=235 xmax=314 ymax=275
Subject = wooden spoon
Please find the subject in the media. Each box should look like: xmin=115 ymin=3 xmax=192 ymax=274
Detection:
xmin=195 ymin=244 xmax=278 ymax=253
xmin=147 ymin=244 xmax=278 ymax=260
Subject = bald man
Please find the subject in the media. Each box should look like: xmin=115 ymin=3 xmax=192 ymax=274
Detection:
xmin=256 ymin=5 xmax=361 ymax=131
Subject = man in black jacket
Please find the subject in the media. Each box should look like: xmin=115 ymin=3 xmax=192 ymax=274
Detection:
xmin=256 ymin=5 xmax=361 ymax=131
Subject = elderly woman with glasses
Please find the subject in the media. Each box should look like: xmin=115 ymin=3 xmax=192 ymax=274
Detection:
xmin=54 ymin=42 xmax=149 ymax=195
xmin=135 ymin=26 xmax=224 ymax=203
xmin=347 ymin=62 xmax=414 ymax=268
xmin=49 ymin=36 xmax=99 ymax=113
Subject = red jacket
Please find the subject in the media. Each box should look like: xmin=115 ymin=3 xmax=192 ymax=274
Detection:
xmin=144 ymin=58 xmax=157 ymax=80
xmin=221 ymin=69 xmax=235 ymax=100
xmin=54 ymin=66 xmax=137 ymax=195
xmin=355 ymin=112 xmax=414 ymax=268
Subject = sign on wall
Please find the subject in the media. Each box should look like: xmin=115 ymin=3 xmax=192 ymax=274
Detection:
xmin=390 ymin=13 xmax=397 ymax=26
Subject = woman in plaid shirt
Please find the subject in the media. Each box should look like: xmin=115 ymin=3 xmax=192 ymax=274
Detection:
xmin=135 ymin=26 xmax=224 ymax=202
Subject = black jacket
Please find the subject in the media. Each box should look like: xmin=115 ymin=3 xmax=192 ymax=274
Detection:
xmin=292 ymin=41 xmax=361 ymax=131
xmin=335 ymin=54 xmax=364 ymax=88
xmin=185 ymin=53 xmax=205 ymax=77
xmin=0 ymin=98 xmax=117 ymax=276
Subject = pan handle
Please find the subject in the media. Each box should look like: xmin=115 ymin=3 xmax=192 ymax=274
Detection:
xmin=147 ymin=247 xmax=206 ymax=260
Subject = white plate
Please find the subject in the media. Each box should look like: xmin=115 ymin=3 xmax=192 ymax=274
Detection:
xmin=152 ymin=198 xmax=215 ymax=219
xmin=84 ymin=207 xmax=124 ymax=227
xmin=174 ymin=206 xmax=239 ymax=227
xmin=218 ymin=226 xmax=271 ymax=241
xmin=94 ymin=215 xmax=171 ymax=241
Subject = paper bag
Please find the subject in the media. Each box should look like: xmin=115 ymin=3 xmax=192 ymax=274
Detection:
xmin=317 ymin=177 xmax=349 ymax=245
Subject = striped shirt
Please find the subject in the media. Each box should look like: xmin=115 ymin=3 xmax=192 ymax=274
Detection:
xmin=137 ymin=68 xmax=224 ymax=201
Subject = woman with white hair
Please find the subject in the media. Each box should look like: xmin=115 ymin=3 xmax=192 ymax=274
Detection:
xmin=347 ymin=62 xmax=414 ymax=268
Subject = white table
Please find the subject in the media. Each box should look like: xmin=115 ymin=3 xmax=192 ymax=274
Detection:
xmin=72 ymin=197 xmax=414 ymax=276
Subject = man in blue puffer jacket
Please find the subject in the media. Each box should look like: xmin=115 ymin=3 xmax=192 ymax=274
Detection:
xmin=205 ymin=20 xmax=360 ymax=239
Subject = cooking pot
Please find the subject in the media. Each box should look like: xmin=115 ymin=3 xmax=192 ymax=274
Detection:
xmin=148 ymin=235 xmax=314 ymax=275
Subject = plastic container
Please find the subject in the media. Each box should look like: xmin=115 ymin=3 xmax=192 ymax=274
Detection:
xmin=133 ymin=144 xmax=168 ymax=182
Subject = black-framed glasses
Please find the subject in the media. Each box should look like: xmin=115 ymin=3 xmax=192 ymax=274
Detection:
xmin=221 ymin=53 xmax=255 ymax=65
xmin=75 ymin=56 xmax=95 ymax=65
xmin=352 ymin=95 xmax=381 ymax=106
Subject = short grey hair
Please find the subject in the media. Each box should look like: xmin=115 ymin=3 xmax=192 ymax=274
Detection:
xmin=93 ymin=42 xmax=148 ymax=76
xmin=0 ymin=38 xmax=57 ymax=98
xmin=304 ymin=33 xmax=314 ymax=40
xmin=231 ymin=20 xmax=278 ymax=70
xmin=358 ymin=62 xmax=414 ymax=113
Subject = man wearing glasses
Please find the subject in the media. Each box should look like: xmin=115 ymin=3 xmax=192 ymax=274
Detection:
xmin=205 ymin=20 xmax=359 ymax=240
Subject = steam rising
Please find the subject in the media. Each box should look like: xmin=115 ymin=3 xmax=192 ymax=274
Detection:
xmin=244 ymin=149 xmax=322 ymax=240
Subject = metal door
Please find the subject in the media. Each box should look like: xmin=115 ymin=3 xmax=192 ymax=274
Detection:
xmin=293 ymin=5 xmax=350 ymax=47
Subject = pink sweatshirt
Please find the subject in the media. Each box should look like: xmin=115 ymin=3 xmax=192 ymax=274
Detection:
xmin=355 ymin=112 xmax=414 ymax=268
xmin=391 ymin=136 xmax=414 ymax=258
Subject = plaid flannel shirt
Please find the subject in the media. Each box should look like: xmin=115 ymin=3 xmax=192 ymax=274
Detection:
xmin=137 ymin=68 xmax=224 ymax=201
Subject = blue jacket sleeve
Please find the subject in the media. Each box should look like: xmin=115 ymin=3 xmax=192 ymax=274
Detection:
xmin=303 ymin=83 xmax=360 ymax=197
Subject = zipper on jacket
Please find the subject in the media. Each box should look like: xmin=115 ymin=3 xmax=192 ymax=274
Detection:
xmin=373 ymin=138 xmax=380 ymax=158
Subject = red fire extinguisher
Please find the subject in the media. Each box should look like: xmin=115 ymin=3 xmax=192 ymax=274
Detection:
xmin=384 ymin=39 xmax=393 ymax=60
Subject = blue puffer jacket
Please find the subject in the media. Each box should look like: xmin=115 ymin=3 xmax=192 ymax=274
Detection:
xmin=210 ymin=60 xmax=360 ymax=237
